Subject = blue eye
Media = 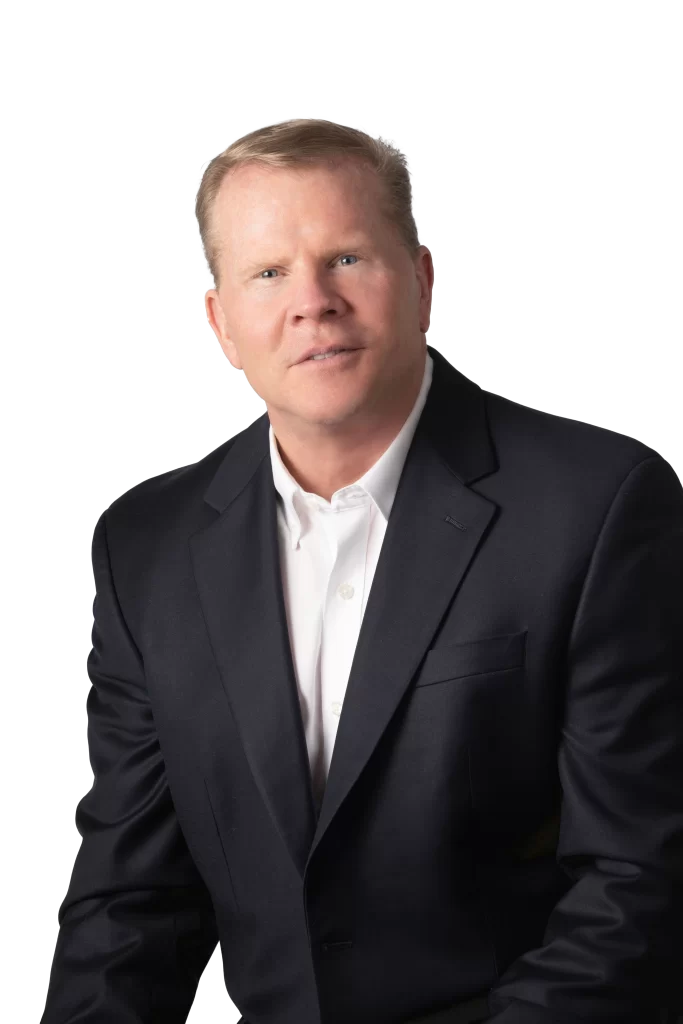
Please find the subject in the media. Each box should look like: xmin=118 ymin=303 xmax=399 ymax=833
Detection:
xmin=260 ymin=269 xmax=278 ymax=279
xmin=339 ymin=254 xmax=358 ymax=265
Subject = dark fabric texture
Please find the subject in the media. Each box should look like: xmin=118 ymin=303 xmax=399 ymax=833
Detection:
xmin=40 ymin=345 xmax=683 ymax=1023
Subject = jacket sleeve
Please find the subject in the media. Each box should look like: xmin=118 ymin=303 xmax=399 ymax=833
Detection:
xmin=40 ymin=509 xmax=219 ymax=1023
xmin=487 ymin=454 xmax=683 ymax=1024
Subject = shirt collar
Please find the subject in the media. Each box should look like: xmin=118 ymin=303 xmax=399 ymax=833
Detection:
xmin=269 ymin=349 xmax=433 ymax=549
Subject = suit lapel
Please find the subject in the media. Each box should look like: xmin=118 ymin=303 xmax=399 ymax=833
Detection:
xmin=190 ymin=346 xmax=499 ymax=879
xmin=190 ymin=417 xmax=319 ymax=879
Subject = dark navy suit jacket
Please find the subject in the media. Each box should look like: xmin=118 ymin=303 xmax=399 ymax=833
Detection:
xmin=41 ymin=345 xmax=683 ymax=1023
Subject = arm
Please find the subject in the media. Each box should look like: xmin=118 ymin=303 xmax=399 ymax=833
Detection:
xmin=40 ymin=510 xmax=218 ymax=1023
xmin=487 ymin=454 xmax=683 ymax=1023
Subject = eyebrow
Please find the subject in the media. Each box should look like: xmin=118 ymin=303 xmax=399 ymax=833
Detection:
xmin=240 ymin=256 xmax=286 ymax=274
xmin=238 ymin=240 xmax=371 ymax=274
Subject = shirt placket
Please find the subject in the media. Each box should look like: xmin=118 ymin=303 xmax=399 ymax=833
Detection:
xmin=318 ymin=495 xmax=372 ymax=779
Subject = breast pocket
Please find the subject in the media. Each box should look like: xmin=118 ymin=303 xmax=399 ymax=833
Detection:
xmin=414 ymin=630 xmax=527 ymax=687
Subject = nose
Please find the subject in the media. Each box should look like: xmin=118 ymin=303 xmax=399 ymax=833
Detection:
xmin=290 ymin=267 xmax=347 ymax=323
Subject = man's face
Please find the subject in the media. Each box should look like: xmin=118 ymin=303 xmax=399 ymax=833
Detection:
xmin=205 ymin=159 xmax=433 ymax=432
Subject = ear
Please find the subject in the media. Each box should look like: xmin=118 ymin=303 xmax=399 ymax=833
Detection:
xmin=205 ymin=289 xmax=242 ymax=369
xmin=414 ymin=245 xmax=434 ymax=333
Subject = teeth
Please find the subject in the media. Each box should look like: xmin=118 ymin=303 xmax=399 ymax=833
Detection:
xmin=310 ymin=349 xmax=344 ymax=360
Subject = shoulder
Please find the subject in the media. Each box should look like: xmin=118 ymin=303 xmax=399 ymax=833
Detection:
xmin=100 ymin=413 xmax=267 ymax=551
xmin=481 ymin=387 xmax=664 ymax=486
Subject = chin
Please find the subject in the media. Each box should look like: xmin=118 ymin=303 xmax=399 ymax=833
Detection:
xmin=300 ymin=399 xmax=363 ymax=428
xmin=307 ymin=409 xmax=355 ymax=428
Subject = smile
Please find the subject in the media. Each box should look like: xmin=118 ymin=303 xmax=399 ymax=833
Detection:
xmin=303 ymin=348 xmax=361 ymax=364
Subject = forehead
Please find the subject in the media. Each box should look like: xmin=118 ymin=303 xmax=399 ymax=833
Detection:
xmin=211 ymin=159 xmax=388 ymax=246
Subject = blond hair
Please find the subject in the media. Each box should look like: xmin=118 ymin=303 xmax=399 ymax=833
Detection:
xmin=195 ymin=118 xmax=421 ymax=286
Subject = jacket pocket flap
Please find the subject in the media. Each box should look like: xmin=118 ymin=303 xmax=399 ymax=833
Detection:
xmin=415 ymin=630 xmax=527 ymax=687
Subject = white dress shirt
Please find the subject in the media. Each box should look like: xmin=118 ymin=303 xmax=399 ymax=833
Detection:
xmin=269 ymin=350 xmax=434 ymax=812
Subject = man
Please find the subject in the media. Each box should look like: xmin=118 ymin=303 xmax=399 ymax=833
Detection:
xmin=41 ymin=118 xmax=683 ymax=1024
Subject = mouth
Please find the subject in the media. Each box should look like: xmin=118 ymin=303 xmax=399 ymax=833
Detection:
xmin=298 ymin=346 xmax=362 ymax=365
xmin=301 ymin=348 xmax=362 ymax=368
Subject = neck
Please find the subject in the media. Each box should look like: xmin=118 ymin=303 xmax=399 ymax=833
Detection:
xmin=270 ymin=357 xmax=426 ymax=502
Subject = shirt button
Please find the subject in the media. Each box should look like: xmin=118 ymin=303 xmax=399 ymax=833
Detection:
xmin=337 ymin=582 xmax=355 ymax=600
xmin=331 ymin=701 xmax=343 ymax=717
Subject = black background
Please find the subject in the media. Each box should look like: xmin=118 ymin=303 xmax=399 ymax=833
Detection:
xmin=40 ymin=105 xmax=679 ymax=1024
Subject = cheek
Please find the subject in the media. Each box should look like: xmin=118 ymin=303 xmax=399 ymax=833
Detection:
xmin=229 ymin=302 xmax=272 ymax=338
xmin=353 ymin=275 xmax=403 ymax=325
xmin=376 ymin=284 xmax=413 ymax=331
